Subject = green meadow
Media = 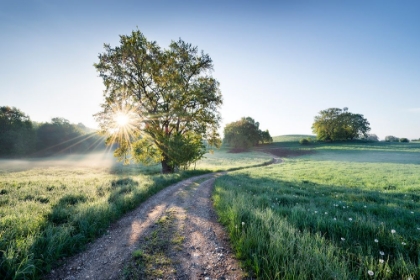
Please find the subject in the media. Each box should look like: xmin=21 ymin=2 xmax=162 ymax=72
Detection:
xmin=0 ymin=150 xmax=272 ymax=279
xmin=3 ymin=138 xmax=420 ymax=279
xmin=213 ymin=139 xmax=420 ymax=279
xmin=195 ymin=146 xmax=273 ymax=171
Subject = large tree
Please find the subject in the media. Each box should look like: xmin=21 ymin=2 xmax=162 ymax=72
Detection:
xmin=312 ymin=107 xmax=370 ymax=141
xmin=94 ymin=30 xmax=222 ymax=173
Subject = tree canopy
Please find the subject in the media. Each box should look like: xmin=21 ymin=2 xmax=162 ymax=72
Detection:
xmin=0 ymin=106 xmax=104 ymax=157
xmin=223 ymin=117 xmax=272 ymax=150
xmin=0 ymin=106 xmax=34 ymax=156
xmin=94 ymin=30 xmax=222 ymax=173
xmin=312 ymin=108 xmax=370 ymax=141
xmin=36 ymin=118 xmax=102 ymax=154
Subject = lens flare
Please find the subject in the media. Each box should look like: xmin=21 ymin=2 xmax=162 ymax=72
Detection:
xmin=106 ymin=107 xmax=142 ymax=149
xmin=115 ymin=113 xmax=130 ymax=127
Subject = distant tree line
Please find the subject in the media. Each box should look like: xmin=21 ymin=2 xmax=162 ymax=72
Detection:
xmin=0 ymin=106 xmax=105 ymax=157
xmin=384 ymin=135 xmax=409 ymax=143
xmin=311 ymin=108 xmax=416 ymax=143
xmin=223 ymin=117 xmax=272 ymax=150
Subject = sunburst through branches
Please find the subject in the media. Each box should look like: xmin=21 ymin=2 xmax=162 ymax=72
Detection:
xmin=115 ymin=112 xmax=130 ymax=127
xmin=106 ymin=105 xmax=141 ymax=149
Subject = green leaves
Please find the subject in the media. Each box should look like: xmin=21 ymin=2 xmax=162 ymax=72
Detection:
xmin=223 ymin=117 xmax=272 ymax=150
xmin=312 ymin=108 xmax=371 ymax=141
xmin=94 ymin=29 xmax=222 ymax=172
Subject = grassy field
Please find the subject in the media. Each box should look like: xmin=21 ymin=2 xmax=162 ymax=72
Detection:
xmin=0 ymin=148 xmax=271 ymax=279
xmin=213 ymin=140 xmax=420 ymax=279
xmin=272 ymin=134 xmax=316 ymax=143
xmin=195 ymin=146 xmax=273 ymax=171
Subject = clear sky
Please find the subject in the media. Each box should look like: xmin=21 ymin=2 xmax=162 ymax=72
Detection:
xmin=1 ymin=0 xmax=419 ymax=139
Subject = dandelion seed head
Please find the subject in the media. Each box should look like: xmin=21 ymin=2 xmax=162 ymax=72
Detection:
xmin=374 ymin=239 xmax=378 ymax=243
xmin=402 ymin=242 xmax=406 ymax=245
xmin=341 ymin=237 xmax=345 ymax=241
xmin=391 ymin=229 xmax=396 ymax=234
xmin=379 ymin=251 xmax=385 ymax=256
xmin=348 ymin=218 xmax=353 ymax=221
xmin=242 ymin=222 xmax=245 ymax=226
xmin=379 ymin=259 xmax=384 ymax=264
xmin=364 ymin=205 xmax=367 ymax=208
xmin=411 ymin=211 xmax=414 ymax=214
xmin=368 ymin=270 xmax=374 ymax=276
xmin=325 ymin=212 xmax=328 ymax=215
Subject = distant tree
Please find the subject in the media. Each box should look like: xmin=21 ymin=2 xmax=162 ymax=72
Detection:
xmin=0 ymin=106 xmax=35 ymax=156
xmin=260 ymin=129 xmax=273 ymax=144
xmin=365 ymin=134 xmax=379 ymax=142
xmin=312 ymin=108 xmax=370 ymax=141
xmin=223 ymin=117 xmax=272 ymax=149
xmin=399 ymin=138 xmax=409 ymax=143
xmin=384 ymin=135 xmax=399 ymax=142
xmin=299 ymin=138 xmax=311 ymax=145
xmin=94 ymin=30 xmax=222 ymax=173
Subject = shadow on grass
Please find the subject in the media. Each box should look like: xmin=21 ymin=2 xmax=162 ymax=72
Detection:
xmin=214 ymin=173 xmax=420 ymax=278
xmin=0 ymin=170 xmax=212 ymax=280
xmin=306 ymin=149 xmax=420 ymax=165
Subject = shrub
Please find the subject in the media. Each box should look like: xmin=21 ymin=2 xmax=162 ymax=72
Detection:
xmin=365 ymin=134 xmax=379 ymax=141
xmin=384 ymin=135 xmax=399 ymax=142
xmin=299 ymin=138 xmax=311 ymax=145
xmin=399 ymin=138 xmax=409 ymax=143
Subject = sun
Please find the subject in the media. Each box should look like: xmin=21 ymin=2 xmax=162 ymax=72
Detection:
xmin=115 ymin=112 xmax=130 ymax=127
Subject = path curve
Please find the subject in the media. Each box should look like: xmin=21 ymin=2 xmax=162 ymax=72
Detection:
xmin=45 ymin=158 xmax=281 ymax=280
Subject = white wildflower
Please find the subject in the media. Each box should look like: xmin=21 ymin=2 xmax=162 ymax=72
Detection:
xmin=368 ymin=270 xmax=374 ymax=276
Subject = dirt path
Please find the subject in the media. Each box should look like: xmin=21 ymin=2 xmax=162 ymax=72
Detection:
xmin=45 ymin=173 xmax=241 ymax=280
xmin=46 ymin=158 xmax=282 ymax=280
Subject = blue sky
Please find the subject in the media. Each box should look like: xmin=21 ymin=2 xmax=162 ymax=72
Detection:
xmin=1 ymin=0 xmax=419 ymax=139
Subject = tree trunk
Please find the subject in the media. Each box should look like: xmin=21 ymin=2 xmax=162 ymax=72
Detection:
xmin=161 ymin=157 xmax=174 ymax=174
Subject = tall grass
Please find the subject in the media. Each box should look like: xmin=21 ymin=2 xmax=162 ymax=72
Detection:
xmin=0 ymin=147 xmax=271 ymax=279
xmin=213 ymin=143 xmax=420 ymax=279
xmin=0 ymin=164 xmax=210 ymax=279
